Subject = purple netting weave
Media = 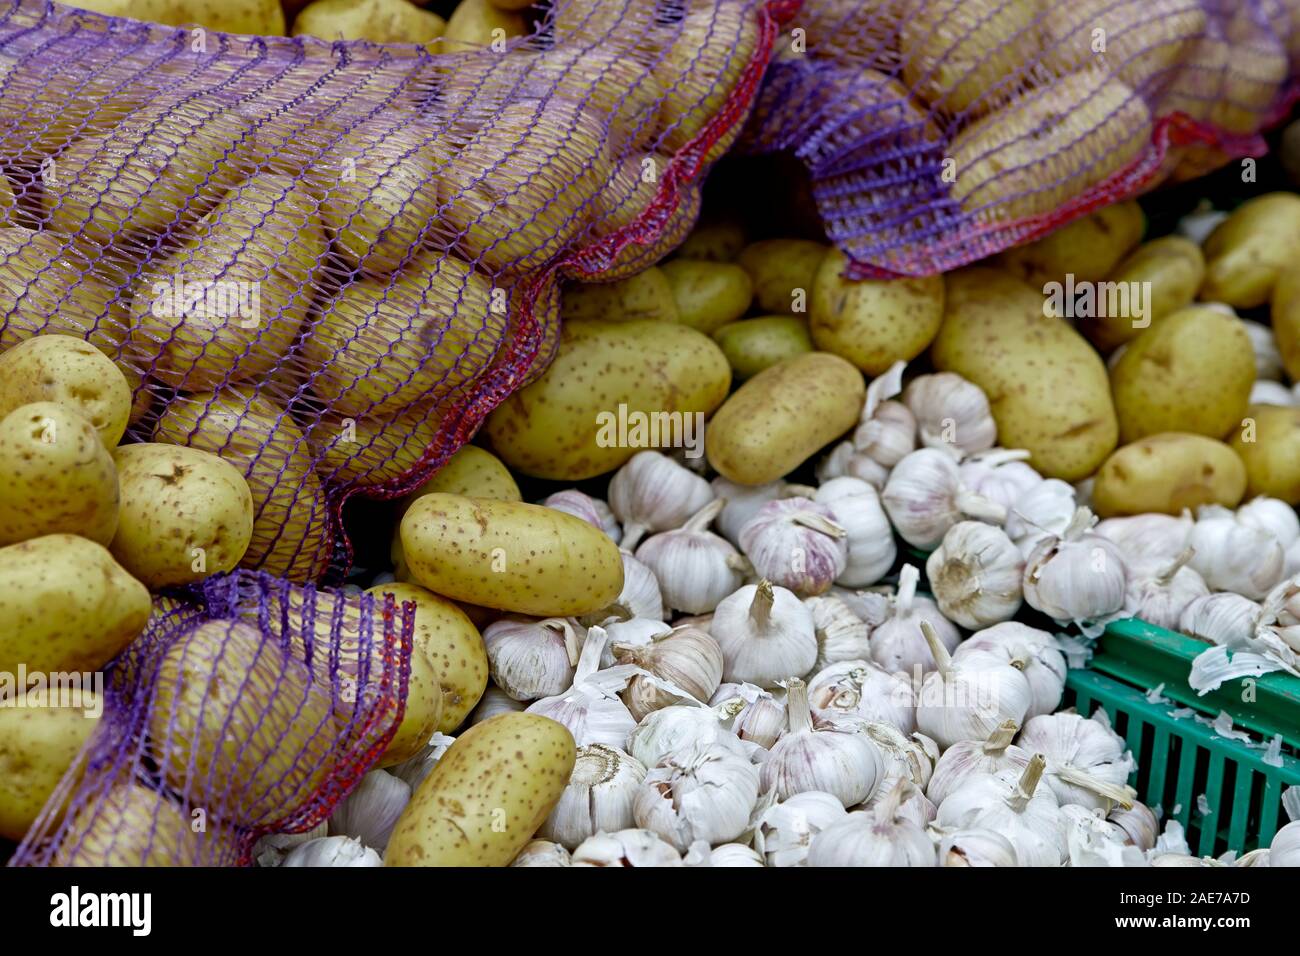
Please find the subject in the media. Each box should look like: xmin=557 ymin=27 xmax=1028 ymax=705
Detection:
xmin=743 ymin=0 xmax=1300 ymax=276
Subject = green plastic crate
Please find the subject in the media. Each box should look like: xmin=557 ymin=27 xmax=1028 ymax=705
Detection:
xmin=1065 ymin=618 xmax=1300 ymax=857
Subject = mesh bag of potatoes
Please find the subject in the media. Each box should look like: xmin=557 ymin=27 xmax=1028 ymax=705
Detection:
xmin=741 ymin=0 xmax=1300 ymax=276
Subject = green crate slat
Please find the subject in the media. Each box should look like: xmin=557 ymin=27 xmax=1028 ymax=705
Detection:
xmin=1198 ymin=753 xmax=1225 ymax=857
xmin=1260 ymin=776 xmax=1284 ymax=845
xmin=1149 ymin=727 xmax=1169 ymax=798
xmin=1227 ymin=768 xmax=1252 ymax=851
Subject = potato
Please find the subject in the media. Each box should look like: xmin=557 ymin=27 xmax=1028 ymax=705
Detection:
xmin=486 ymin=319 xmax=731 ymax=480
xmin=307 ymin=400 xmax=446 ymax=489
xmin=293 ymin=0 xmax=446 ymax=42
xmin=366 ymin=583 xmax=489 ymax=732
xmin=0 ymin=335 xmax=132 ymax=448
xmin=0 ymin=535 xmax=149 ymax=674
xmin=737 ymin=239 xmax=830 ymax=314
xmin=660 ymin=259 xmax=753 ymax=334
xmin=0 ymin=693 xmax=100 ymax=841
xmin=1166 ymin=34 xmax=1288 ymax=138
xmin=996 ymin=202 xmax=1145 ymax=288
xmin=678 ymin=219 xmax=747 ymax=263
xmin=1200 ymin=193 xmax=1300 ymax=308
xmin=949 ymin=70 xmax=1151 ymax=222
xmin=713 ymin=315 xmax=814 ymax=380
xmin=385 ymin=713 xmax=575 ymax=866
xmin=1081 ymin=237 xmax=1205 ymax=352
xmin=932 ymin=268 xmax=1118 ymax=481
xmin=1230 ymin=404 xmax=1300 ymax=504
xmin=0 ymin=402 xmax=118 ymax=546
xmin=573 ymin=169 xmax=702 ymax=283
xmin=442 ymin=0 xmax=527 ymax=50
xmin=706 ymin=352 xmax=865 ymax=485
xmin=154 ymin=389 xmax=331 ymax=582
xmin=562 ymin=268 xmax=678 ymax=324
xmin=401 ymin=494 xmax=624 ymax=616
xmin=810 ymin=247 xmax=944 ymax=375
xmin=1273 ymin=267 xmax=1300 ymax=381
xmin=1039 ymin=0 xmax=1205 ymax=93
xmin=1110 ymin=306 xmax=1255 ymax=443
xmin=400 ymin=445 xmax=521 ymax=509
xmin=1092 ymin=433 xmax=1247 ymax=517
xmin=65 ymin=0 xmax=284 ymax=33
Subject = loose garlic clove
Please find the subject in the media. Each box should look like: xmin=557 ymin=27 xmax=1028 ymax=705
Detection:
xmin=958 ymin=448 xmax=1043 ymax=515
xmin=609 ymin=450 xmax=713 ymax=550
xmin=926 ymin=521 xmax=1025 ymax=629
xmin=937 ymin=828 xmax=1019 ymax=867
xmin=739 ymin=497 xmax=849 ymax=596
xmin=804 ymin=592 xmax=873 ymax=672
xmin=902 ymin=372 xmax=997 ymax=458
xmin=1237 ymin=496 xmax=1300 ymax=550
xmin=882 ymin=448 xmax=1007 ymax=549
xmin=616 ymin=626 xmax=725 ymax=720
xmin=539 ymin=744 xmax=647 ymax=850
xmin=712 ymin=580 xmax=818 ymax=689
xmin=814 ymin=478 xmax=896 ymax=588
xmin=483 ymin=615 xmax=583 ymax=702
xmin=816 ymin=440 xmax=890 ymax=489
xmin=867 ymin=565 xmax=961 ymax=677
xmin=543 ymin=489 xmax=622 ymax=543
xmin=635 ymin=499 xmax=746 ymax=613
xmin=632 ymin=740 xmax=761 ymax=851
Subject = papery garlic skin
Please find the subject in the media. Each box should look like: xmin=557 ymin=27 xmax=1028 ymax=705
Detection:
xmin=616 ymin=626 xmax=724 ymax=720
xmin=951 ymin=621 xmax=1067 ymax=719
xmin=1271 ymin=821 xmax=1300 ymax=866
xmin=510 ymin=840 xmax=572 ymax=867
xmin=915 ymin=621 xmax=1032 ymax=750
xmin=1189 ymin=505 xmax=1285 ymax=600
xmin=937 ymin=828 xmax=1019 ymax=867
xmin=712 ymin=581 xmax=818 ymax=689
xmin=386 ymin=732 xmax=457 ymax=792
xmin=817 ymin=440 xmax=891 ymax=489
xmin=1019 ymin=712 xmax=1136 ymax=812
xmin=468 ymin=686 xmax=526 ymax=725
xmin=868 ymin=565 xmax=961 ymax=676
xmin=686 ymin=842 xmax=766 ymax=867
xmin=959 ymin=449 xmax=1043 ymax=516
xmin=254 ymin=821 xmax=328 ymax=867
xmin=927 ymin=521 xmax=1024 ymax=629
xmin=854 ymin=400 xmax=917 ymax=467
xmin=1109 ymin=802 xmax=1159 ymax=851
xmin=599 ymin=617 xmax=671 ymax=669
xmin=815 ymin=478 xmax=896 ymax=587
xmin=903 ymin=372 xmax=997 ymax=457
xmin=627 ymin=703 xmax=749 ymax=768
xmin=328 ymin=770 xmax=411 ymax=853
xmin=483 ymin=616 xmax=581 ymax=701
xmin=1023 ymin=508 xmax=1128 ymax=631
xmin=539 ymin=744 xmax=647 ymax=850
xmin=935 ymin=756 xmax=1066 ymax=867
xmin=1095 ymin=512 xmax=1194 ymax=566
xmin=632 ymin=741 xmax=761 ymax=851
xmin=712 ymin=477 xmax=786 ymax=545
xmin=883 ymin=448 xmax=1007 ymax=549
xmin=807 ymin=807 xmax=935 ymax=867
xmin=1237 ymin=497 xmax=1300 ymax=550
xmin=1122 ymin=550 xmax=1209 ymax=631
xmin=753 ymin=791 xmax=849 ymax=867
xmin=1178 ymin=592 xmax=1265 ymax=646
xmin=710 ymin=682 xmax=787 ymax=749
xmin=864 ymin=722 xmax=940 ymax=793
xmin=526 ymin=627 xmax=638 ymax=749
xmin=609 ymin=451 xmax=713 ymax=549
xmin=1007 ymin=478 xmax=1077 ymax=554
xmin=805 ymin=592 xmax=873 ymax=672
xmin=543 ymin=489 xmax=622 ymax=543
xmin=739 ymin=498 xmax=849 ymax=596
xmin=570 ymin=829 xmax=684 ymax=867
xmin=859 ymin=778 xmax=936 ymax=830
xmin=925 ymin=720 xmax=1031 ymax=806
xmin=806 ymin=660 xmax=916 ymax=734
xmin=585 ymin=551 xmax=664 ymax=624
xmin=282 ymin=836 xmax=383 ymax=868
xmin=635 ymin=500 xmax=745 ymax=614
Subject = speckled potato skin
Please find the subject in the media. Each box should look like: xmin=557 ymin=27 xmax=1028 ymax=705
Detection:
xmin=52 ymin=783 xmax=237 ymax=867
xmin=713 ymin=315 xmax=814 ymax=380
xmin=0 ymin=535 xmax=149 ymax=674
xmin=399 ymin=445 xmax=521 ymax=515
xmin=1272 ymin=268 xmax=1300 ymax=382
xmin=997 ymin=201 xmax=1145 ymax=288
xmin=810 ymin=247 xmax=944 ymax=375
xmin=660 ymin=259 xmax=754 ymax=335
xmin=486 ymin=319 xmax=731 ymax=480
xmin=1200 ymin=193 xmax=1300 ymax=308
xmin=0 ymin=335 xmax=132 ymax=448
xmin=737 ymin=239 xmax=830 ymax=314
xmin=385 ymin=713 xmax=575 ymax=867
xmin=562 ymin=268 xmax=679 ymax=324
xmin=65 ymin=0 xmax=285 ymax=33
xmin=706 ymin=352 xmax=866 ymax=485
xmin=0 ymin=694 xmax=99 ymax=841
xmin=677 ymin=220 xmax=747 ymax=262
xmin=1231 ymin=404 xmax=1300 ymax=504
xmin=1081 ymin=236 xmax=1205 ymax=353
xmin=367 ymin=582 xmax=488 ymax=732
xmin=0 ymin=402 xmax=119 ymax=547
xmin=292 ymin=0 xmax=446 ymax=42
xmin=932 ymin=268 xmax=1118 ymax=482
xmin=1092 ymin=433 xmax=1247 ymax=517
xmin=1111 ymin=306 xmax=1255 ymax=444
xmin=110 ymin=444 xmax=254 ymax=589
xmin=401 ymin=494 xmax=624 ymax=616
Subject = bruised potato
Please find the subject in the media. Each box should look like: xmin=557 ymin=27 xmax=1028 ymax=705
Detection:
xmin=0 ymin=335 xmax=132 ymax=448
xmin=1092 ymin=433 xmax=1247 ymax=517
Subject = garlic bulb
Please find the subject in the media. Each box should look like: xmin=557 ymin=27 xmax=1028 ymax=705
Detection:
xmin=1188 ymin=505 xmax=1285 ymax=600
xmin=510 ymin=840 xmax=572 ymax=867
xmin=1241 ymin=318 xmax=1285 ymax=381
xmin=817 ymin=440 xmax=891 ymax=489
xmin=282 ymin=836 xmax=383 ymax=867
xmin=468 ymin=686 xmax=526 ymax=724
xmin=628 ymin=702 xmax=749 ymax=768
xmin=1237 ymin=496 xmax=1300 ymax=550
xmin=959 ymin=449 xmax=1044 ymax=515
xmin=1007 ymin=478 xmax=1077 ymax=551
xmin=543 ymin=489 xmax=621 ymax=543
xmin=1109 ymin=802 xmax=1159 ymax=851
xmin=760 ymin=678 xmax=884 ymax=806
xmin=915 ymin=621 xmax=1032 ymax=750
xmin=1271 ymin=821 xmax=1300 ymax=866
xmin=854 ymin=401 xmax=917 ymax=467
xmin=635 ymin=500 xmax=746 ymax=613
xmin=937 ymin=828 xmax=1019 ymax=867
xmin=935 ymin=754 xmax=1067 ymax=866
xmin=863 ymin=722 xmax=940 ymax=792
xmin=483 ymin=616 xmax=581 ymax=701
xmin=903 ymin=372 xmax=997 ymax=457
xmin=1095 ymin=512 xmax=1194 ymax=565
xmin=328 ymin=771 xmax=410 ymax=853
xmin=1178 ymin=592 xmax=1265 ymax=646
xmin=925 ymin=720 xmax=1031 ymax=806
xmin=609 ymin=450 xmax=713 ymax=549
xmin=805 ymin=592 xmax=873 ymax=672
xmin=1122 ymin=548 xmax=1210 ymax=631
xmin=526 ymin=627 xmax=637 ymax=748
xmin=753 ymin=791 xmax=848 ymax=867
xmin=712 ymin=581 xmax=818 ymax=688
xmin=807 ymin=783 xmax=935 ymax=866
xmin=539 ymin=744 xmax=647 ymax=850
xmin=926 ymin=521 xmax=1024 ymax=629
xmin=868 ymin=565 xmax=961 ymax=676
xmin=584 ymin=551 xmax=665 ymax=624
xmin=632 ymin=740 xmax=761 ymax=851
xmin=386 ymin=732 xmax=456 ymax=791
xmin=859 ymin=777 xmax=936 ymax=829
xmin=1023 ymin=507 xmax=1128 ymax=633
xmin=1018 ymin=712 xmax=1137 ymax=812
xmin=739 ymin=497 xmax=849 ymax=595
xmin=1060 ymin=804 xmax=1141 ymax=866
xmin=254 ymin=821 xmax=328 ymax=867
xmin=951 ymin=621 xmax=1067 ymax=719
xmin=710 ymin=682 xmax=787 ymax=749
xmin=883 ymin=448 xmax=1007 ymax=549
xmin=806 ymin=660 xmax=916 ymax=733
xmin=712 ymin=477 xmax=786 ymax=545
xmin=616 ymin=626 xmax=724 ymax=720
xmin=814 ymin=478 xmax=896 ymax=587
xmin=570 ymin=829 xmax=684 ymax=867
xmin=684 ymin=841 xmax=766 ymax=866
xmin=599 ymin=617 xmax=672 ymax=668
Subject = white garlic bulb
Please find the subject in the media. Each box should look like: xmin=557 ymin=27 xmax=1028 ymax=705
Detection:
xmin=935 ymin=754 xmax=1066 ymax=867
xmin=951 ymin=622 xmax=1067 ymax=719
xmin=1019 ymin=712 xmax=1136 ymax=812
xmin=712 ymin=477 xmax=786 ymax=545
xmin=760 ymin=678 xmax=885 ymax=807
xmin=627 ymin=702 xmax=749 ymax=769
xmin=712 ymin=580 xmax=818 ymax=689
xmin=817 ymin=440 xmax=891 ymax=489
xmin=805 ymin=592 xmax=873 ymax=672
xmin=570 ymin=829 xmax=683 ymax=867
xmin=868 ymin=565 xmax=962 ymax=677
xmin=599 ymin=617 xmax=672 ymax=668
xmin=806 ymin=659 xmax=916 ymax=733
xmin=1251 ymin=379 xmax=1297 ymax=406
xmin=814 ymin=477 xmax=896 ymax=587
xmin=710 ymin=682 xmax=786 ymax=749
xmin=386 ymin=732 xmax=456 ymax=791
xmin=1122 ymin=548 xmax=1210 ymax=631
xmin=468 ymin=686 xmax=526 ymax=725
xmin=584 ymin=551 xmax=665 ymax=624
xmin=1189 ymin=505 xmax=1286 ymax=600
xmin=1023 ymin=507 xmax=1128 ymax=633
xmin=510 ymin=840 xmax=572 ymax=867
xmin=902 ymin=372 xmax=997 ymax=457
xmin=854 ymin=401 xmax=917 ymax=467
xmin=958 ymin=449 xmax=1044 ymax=515
xmin=753 ymin=791 xmax=848 ymax=867
xmin=685 ymin=841 xmax=766 ymax=867
xmin=609 ymin=450 xmax=713 ymax=549
xmin=883 ymin=448 xmax=1007 ymax=549
xmin=937 ymin=828 xmax=1019 ymax=867
xmin=328 ymin=771 xmax=410 ymax=853
xmin=1007 ymin=478 xmax=1077 ymax=552
xmin=483 ymin=616 xmax=581 ymax=701
xmin=859 ymin=777 xmax=936 ymax=830
xmin=254 ymin=821 xmax=328 ymax=867
xmin=1178 ymin=592 xmax=1265 ymax=645
xmin=1060 ymin=804 xmax=1141 ymax=866
xmin=635 ymin=499 xmax=746 ymax=613
xmin=543 ymin=489 xmax=621 ymax=543
xmin=1238 ymin=496 xmax=1300 ymax=550
xmin=539 ymin=744 xmax=647 ymax=850
xmin=739 ymin=497 xmax=849 ymax=596
xmin=282 ymin=836 xmax=383 ymax=867
xmin=925 ymin=719 xmax=1030 ymax=806
xmin=926 ymin=521 xmax=1024 ymax=629
xmin=863 ymin=722 xmax=939 ymax=793
xmin=1271 ymin=821 xmax=1300 ymax=866
xmin=616 ymin=626 xmax=724 ymax=720
xmin=526 ymin=627 xmax=637 ymax=748
xmin=1241 ymin=318 xmax=1285 ymax=381
xmin=632 ymin=740 xmax=761 ymax=851
xmin=1109 ymin=802 xmax=1159 ymax=851
xmin=1095 ymin=511 xmax=1194 ymax=566
xmin=915 ymin=621 xmax=1033 ymax=750
xmin=807 ymin=783 xmax=935 ymax=866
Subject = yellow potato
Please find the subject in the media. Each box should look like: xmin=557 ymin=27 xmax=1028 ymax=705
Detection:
xmin=550 ymin=0 xmax=656 ymax=45
xmin=1111 ymin=306 xmax=1255 ymax=443
xmin=1165 ymin=34 xmax=1288 ymax=137
xmin=0 ymin=693 xmax=100 ymax=842
xmin=442 ymin=0 xmax=527 ymax=50
xmin=932 ymin=268 xmax=1118 ymax=481
xmin=1200 ymin=193 xmax=1300 ymax=308
xmin=293 ymin=0 xmax=446 ymax=42
xmin=810 ymin=247 xmax=944 ymax=375
xmin=737 ymin=239 xmax=830 ymax=314
xmin=1039 ymin=0 xmax=1206 ymax=93
xmin=713 ymin=315 xmax=815 ymax=380
xmin=307 ymin=399 xmax=446 ymax=489
xmin=0 ymin=335 xmax=132 ymax=448
xmin=562 ymin=268 xmax=679 ymax=324
xmin=386 ymin=713 xmax=575 ymax=866
xmin=1081 ymin=236 xmax=1205 ymax=352
xmin=678 ymin=218 xmax=747 ymax=263
xmin=53 ymin=782 xmax=236 ymax=867
xmin=660 ymin=259 xmax=754 ymax=335
xmin=0 ymin=402 xmax=118 ymax=546
xmin=486 ymin=319 xmax=731 ymax=480
xmin=400 ymin=444 xmax=521 ymax=509
xmin=366 ymin=582 xmax=489 ymax=732
xmin=572 ymin=163 xmax=700 ymax=282
xmin=65 ymin=0 xmax=285 ymax=33
xmin=996 ymin=202 xmax=1145 ymax=288
xmin=0 ymin=535 xmax=149 ymax=674
xmin=1273 ymin=267 xmax=1300 ymax=381
xmin=1230 ymin=404 xmax=1300 ymax=504
xmin=401 ymin=494 xmax=624 ymax=616
xmin=1092 ymin=433 xmax=1247 ymax=517
xmin=707 ymin=352 xmax=865 ymax=485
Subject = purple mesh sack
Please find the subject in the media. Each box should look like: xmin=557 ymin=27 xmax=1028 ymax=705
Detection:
xmin=742 ymin=0 xmax=1300 ymax=276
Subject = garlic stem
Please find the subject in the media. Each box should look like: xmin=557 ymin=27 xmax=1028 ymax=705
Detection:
xmin=919 ymin=618 xmax=953 ymax=678
xmin=954 ymin=489 xmax=1008 ymax=525
xmin=874 ymin=779 xmax=908 ymax=826
xmin=983 ymin=719 xmax=1019 ymax=755
xmin=1062 ymin=506 xmax=1095 ymax=542
xmin=1008 ymin=753 xmax=1046 ymax=811
xmin=896 ymin=564 xmax=919 ymax=614
xmin=683 ymin=498 xmax=726 ymax=534
xmin=792 ymin=512 xmax=849 ymax=539
xmin=622 ymin=524 xmax=649 ymax=551
xmin=1054 ymin=765 xmax=1137 ymax=809
xmin=1157 ymin=547 xmax=1196 ymax=587
xmin=574 ymin=626 xmax=609 ymax=684
xmin=785 ymin=678 xmax=814 ymax=735
xmin=750 ymin=580 xmax=775 ymax=629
